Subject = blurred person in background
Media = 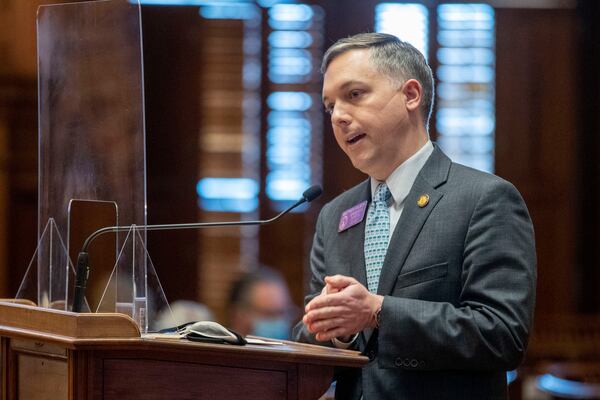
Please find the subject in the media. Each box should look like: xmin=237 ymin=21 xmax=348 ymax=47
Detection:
xmin=154 ymin=299 xmax=214 ymax=330
xmin=228 ymin=267 xmax=296 ymax=340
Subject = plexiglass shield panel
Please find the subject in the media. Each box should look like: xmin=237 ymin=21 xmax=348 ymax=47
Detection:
xmin=15 ymin=0 xmax=172 ymax=331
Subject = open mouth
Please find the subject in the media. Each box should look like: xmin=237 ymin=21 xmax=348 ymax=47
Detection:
xmin=347 ymin=133 xmax=366 ymax=144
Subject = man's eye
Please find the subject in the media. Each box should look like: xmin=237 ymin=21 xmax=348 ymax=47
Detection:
xmin=350 ymin=90 xmax=362 ymax=99
xmin=324 ymin=105 xmax=334 ymax=115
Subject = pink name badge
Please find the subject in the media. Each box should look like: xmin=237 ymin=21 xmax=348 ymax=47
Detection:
xmin=338 ymin=201 xmax=368 ymax=232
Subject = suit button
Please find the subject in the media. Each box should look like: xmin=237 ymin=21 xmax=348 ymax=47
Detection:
xmin=410 ymin=359 xmax=418 ymax=368
xmin=419 ymin=360 xmax=426 ymax=368
xmin=394 ymin=357 xmax=403 ymax=367
xmin=367 ymin=350 xmax=376 ymax=361
xmin=404 ymin=358 xmax=410 ymax=366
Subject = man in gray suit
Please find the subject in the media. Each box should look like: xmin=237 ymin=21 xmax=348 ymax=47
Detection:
xmin=293 ymin=33 xmax=536 ymax=399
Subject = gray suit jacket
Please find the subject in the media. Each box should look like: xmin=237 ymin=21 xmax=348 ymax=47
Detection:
xmin=293 ymin=146 xmax=536 ymax=400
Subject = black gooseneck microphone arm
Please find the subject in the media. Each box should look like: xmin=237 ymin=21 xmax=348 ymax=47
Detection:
xmin=71 ymin=185 xmax=322 ymax=312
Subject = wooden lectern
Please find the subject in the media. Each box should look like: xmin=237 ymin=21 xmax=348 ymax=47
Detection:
xmin=0 ymin=302 xmax=367 ymax=400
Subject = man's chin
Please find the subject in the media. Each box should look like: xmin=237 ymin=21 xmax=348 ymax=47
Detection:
xmin=349 ymin=157 xmax=375 ymax=177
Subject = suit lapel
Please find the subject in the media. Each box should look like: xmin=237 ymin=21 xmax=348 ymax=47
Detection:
xmin=376 ymin=145 xmax=451 ymax=296
xmin=336 ymin=181 xmax=371 ymax=288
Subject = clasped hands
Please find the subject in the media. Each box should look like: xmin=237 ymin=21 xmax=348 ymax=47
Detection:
xmin=303 ymin=275 xmax=384 ymax=342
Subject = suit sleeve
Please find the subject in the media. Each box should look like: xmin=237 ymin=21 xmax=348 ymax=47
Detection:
xmin=292 ymin=203 xmax=345 ymax=348
xmin=378 ymin=179 xmax=536 ymax=371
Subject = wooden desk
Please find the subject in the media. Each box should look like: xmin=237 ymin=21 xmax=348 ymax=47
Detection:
xmin=0 ymin=302 xmax=367 ymax=400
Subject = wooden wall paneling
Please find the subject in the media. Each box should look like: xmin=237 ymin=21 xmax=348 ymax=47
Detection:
xmin=142 ymin=6 xmax=202 ymax=304
xmin=0 ymin=3 xmax=9 ymax=77
xmin=578 ymin=0 xmax=600 ymax=312
xmin=0 ymin=79 xmax=38 ymax=299
xmin=0 ymin=104 xmax=8 ymax=298
xmin=1 ymin=338 xmax=6 ymax=399
xmin=197 ymin=18 xmax=255 ymax=323
xmin=495 ymin=8 xmax=579 ymax=315
xmin=0 ymin=1 xmax=91 ymax=77
xmin=0 ymin=1 xmax=39 ymax=78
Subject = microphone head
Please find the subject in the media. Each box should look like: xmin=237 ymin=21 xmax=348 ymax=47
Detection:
xmin=302 ymin=185 xmax=322 ymax=203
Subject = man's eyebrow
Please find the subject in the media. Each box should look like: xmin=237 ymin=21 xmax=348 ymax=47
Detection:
xmin=339 ymin=80 xmax=366 ymax=89
xmin=322 ymin=80 xmax=367 ymax=103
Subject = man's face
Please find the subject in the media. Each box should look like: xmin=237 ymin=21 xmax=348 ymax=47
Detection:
xmin=246 ymin=281 xmax=292 ymax=339
xmin=250 ymin=281 xmax=289 ymax=319
xmin=322 ymin=49 xmax=412 ymax=180
xmin=230 ymin=280 xmax=293 ymax=338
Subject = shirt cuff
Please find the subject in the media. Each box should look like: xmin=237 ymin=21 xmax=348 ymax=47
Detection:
xmin=331 ymin=333 xmax=359 ymax=349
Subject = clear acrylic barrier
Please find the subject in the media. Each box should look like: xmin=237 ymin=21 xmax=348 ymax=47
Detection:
xmin=17 ymin=0 xmax=173 ymax=332
xmin=16 ymin=218 xmax=75 ymax=310
xmin=97 ymin=226 xmax=173 ymax=333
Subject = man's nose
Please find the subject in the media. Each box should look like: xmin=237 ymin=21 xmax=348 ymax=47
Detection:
xmin=331 ymin=105 xmax=352 ymax=127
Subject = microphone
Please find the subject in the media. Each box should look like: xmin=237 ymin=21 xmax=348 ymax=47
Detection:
xmin=72 ymin=185 xmax=322 ymax=312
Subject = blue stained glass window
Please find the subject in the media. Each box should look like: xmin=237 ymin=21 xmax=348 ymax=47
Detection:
xmin=136 ymin=0 xmax=252 ymax=6
xmin=506 ymin=370 xmax=517 ymax=385
xmin=437 ymin=65 xmax=494 ymax=83
xmin=200 ymin=3 xmax=259 ymax=20
xmin=266 ymin=4 xmax=323 ymax=207
xmin=269 ymin=48 xmax=313 ymax=84
xmin=267 ymin=92 xmax=312 ymax=111
xmin=135 ymin=1 xmax=324 ymax=211
xmin=269 ymin=4 xmax=313 ymax=22
xmin=375 ymin=3 xmax=496 ymax=173
xmin=536 ymin=373 xmax=600 ymax=398
xmin=437 ymin=48 xmax=494 ymax=65
xmin=192 ymin=0 xmax=263 ymax=212
xmin=269 ymin=31 xmax=313 ymax=48
xmin=197 ymin=178 xmax=259 ymax=212
xmin=436 ymin=3 xmax=495 ymax=172
xmin=375 ymin=3 xmax=429 ymax=58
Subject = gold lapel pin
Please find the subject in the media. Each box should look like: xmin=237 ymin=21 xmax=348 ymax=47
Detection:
xmin=417 ymin=194 xmax=430 ymax=208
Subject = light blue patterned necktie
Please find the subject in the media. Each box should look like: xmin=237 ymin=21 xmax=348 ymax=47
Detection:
xmin=364 ymin=183 xmax=392 ymax=293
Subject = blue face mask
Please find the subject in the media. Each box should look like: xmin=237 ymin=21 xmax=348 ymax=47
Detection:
xmin=251 ymin=318 xmax=291 ymax=340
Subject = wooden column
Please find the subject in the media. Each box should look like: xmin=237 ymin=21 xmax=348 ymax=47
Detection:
xmin=495 ymin=8 xmax=579 ymax=314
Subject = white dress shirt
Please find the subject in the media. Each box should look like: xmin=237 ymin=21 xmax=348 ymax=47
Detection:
xmin=370 ymin=140 xmax=434 ymax=236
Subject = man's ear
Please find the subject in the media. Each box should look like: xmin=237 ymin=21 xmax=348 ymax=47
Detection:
xmin=402 ymin=79 xmax=423 ymax=112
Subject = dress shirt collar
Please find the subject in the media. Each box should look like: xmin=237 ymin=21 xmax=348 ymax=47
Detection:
xmin=370 ymin=140 xmax=434 ymax=207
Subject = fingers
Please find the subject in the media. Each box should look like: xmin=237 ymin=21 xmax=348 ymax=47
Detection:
xmin=303 ymin=303 xmax=347 ymax=325
xmin=305 ymin=290 xmax=347 ymax=312
xmin=305 ymin=313 xmax=353 ymax=341
xmin=320 ymin=274 xmax=353 ymax=296
xmin=307 ymin=275 xmax=360 ymax=312
xmin=322 ymin=282 xmax=339 ymax=295
xmin=325 ymin=274 xmax=357 ymax=290
xmin=315 ymin=326 xmax=350 ymax=342
xmin=305 ymin=315 xmax=346 ymax=334
xmin=303 ymin=275 xmax=368 ymax=341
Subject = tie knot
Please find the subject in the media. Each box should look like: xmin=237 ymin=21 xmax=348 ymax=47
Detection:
xmin=374 ymin=183 xmax=391 ymax=204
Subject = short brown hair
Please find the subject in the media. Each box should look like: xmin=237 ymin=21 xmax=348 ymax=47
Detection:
xmin=322 ymin=32 xmax=435 ymax=130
